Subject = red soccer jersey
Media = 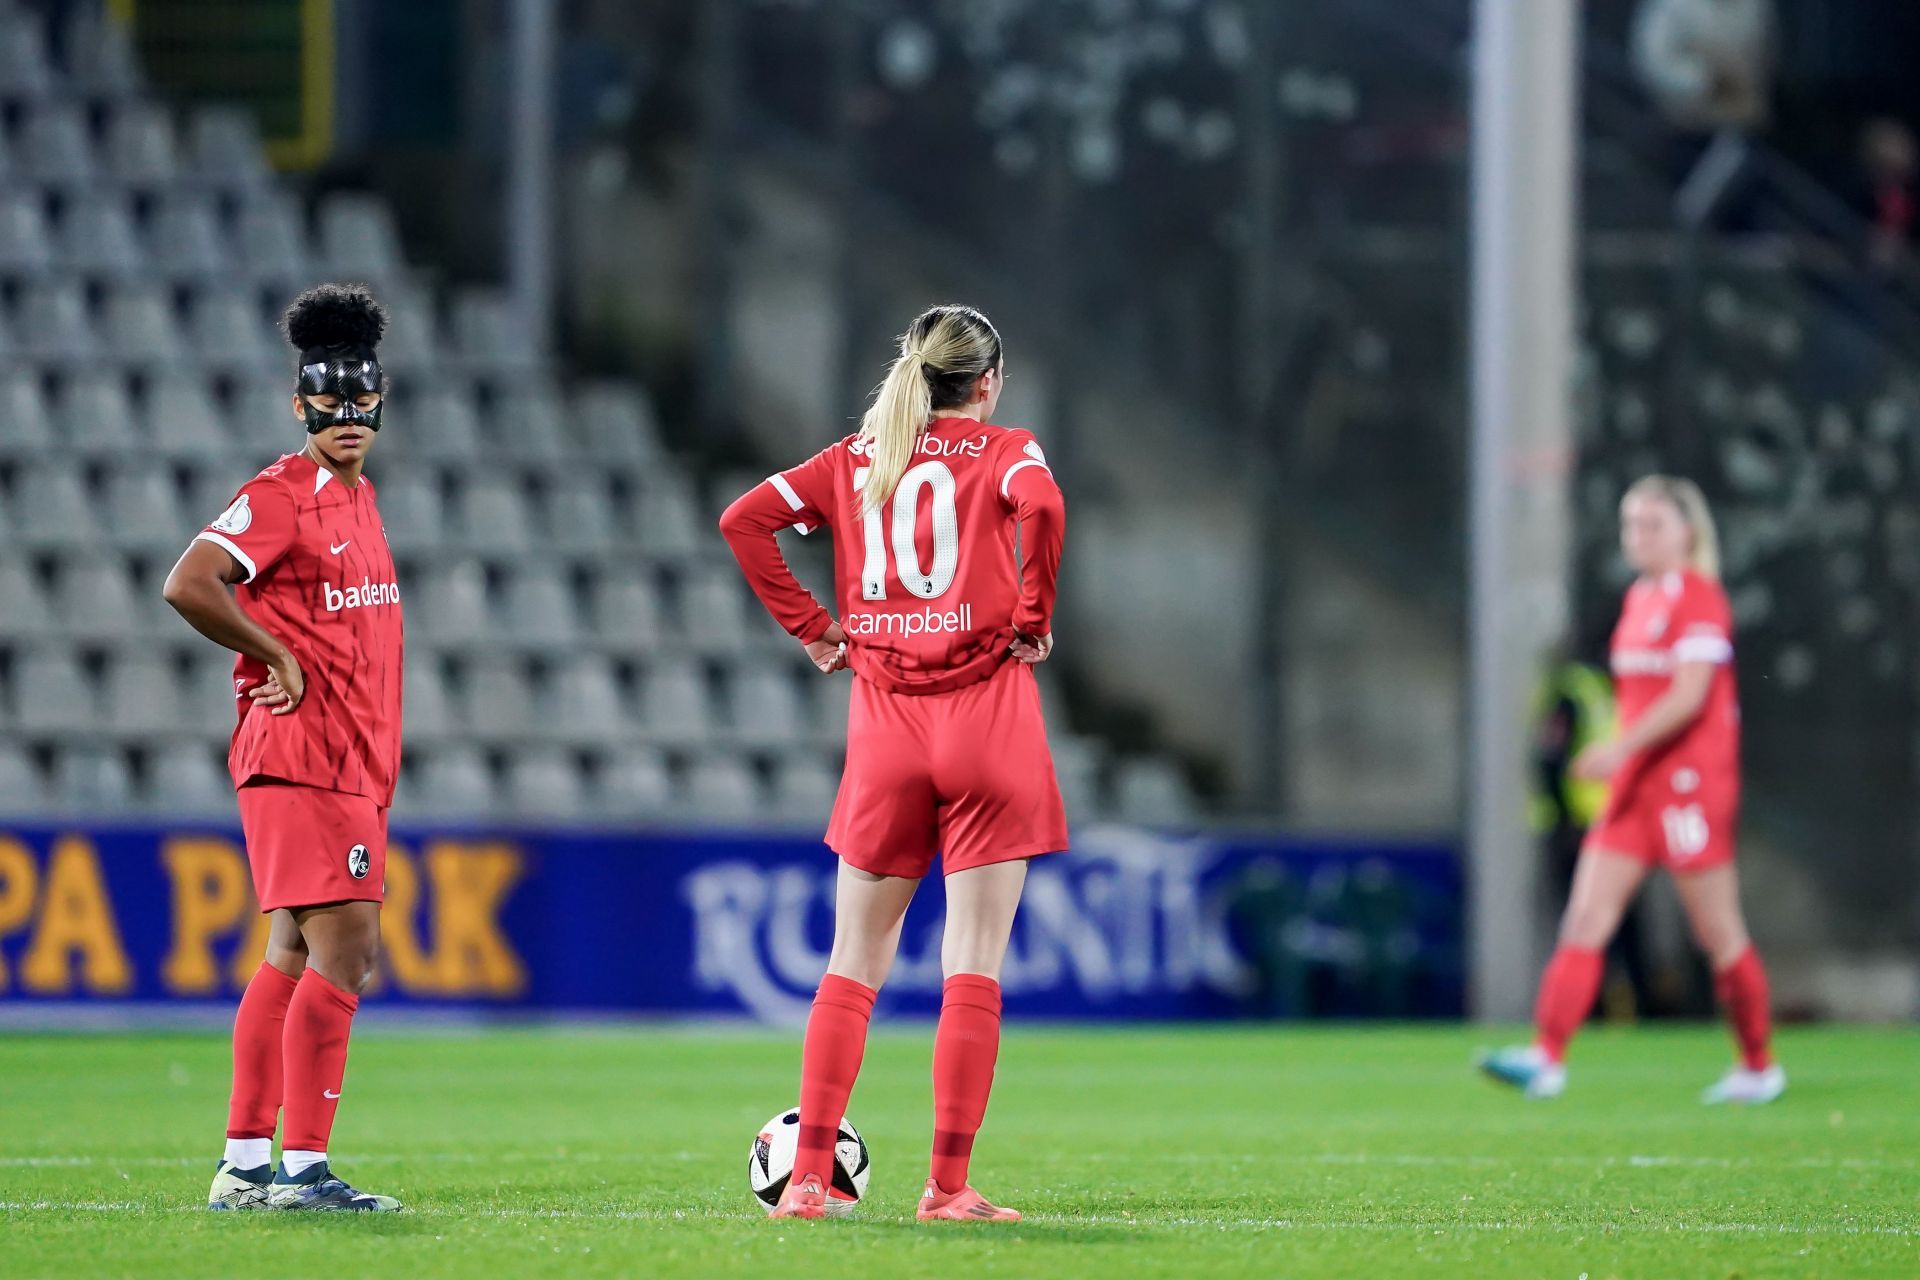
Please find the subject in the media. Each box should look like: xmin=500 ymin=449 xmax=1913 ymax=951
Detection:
xmin=1607 ymin=569 xmax=1739 ymax=793
xmin=720 ymin=416 xmax=1065 ymax=695
xmin=195 ymin=452 xmax=405 ymax=803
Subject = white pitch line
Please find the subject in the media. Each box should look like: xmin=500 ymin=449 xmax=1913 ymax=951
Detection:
xmin=2 ymin=1200 xmax=1915 ymax=1238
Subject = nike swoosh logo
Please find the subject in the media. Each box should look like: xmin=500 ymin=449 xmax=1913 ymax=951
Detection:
xmin=330 ymin=541 xmax=351 ymax=555
xmin=323 ymin=1090 xmax=341 ymax=1099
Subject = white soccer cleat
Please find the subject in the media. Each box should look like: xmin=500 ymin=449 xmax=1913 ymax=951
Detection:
xmin=1701 ymin=1063 xmax=1786 ymax=1105
xmin=1476 ymin=1044 xmax=1567 ymax=1099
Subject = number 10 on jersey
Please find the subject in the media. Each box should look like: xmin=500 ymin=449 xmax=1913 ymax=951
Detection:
xmin=854 ymin=463 xmax=959 ymax=601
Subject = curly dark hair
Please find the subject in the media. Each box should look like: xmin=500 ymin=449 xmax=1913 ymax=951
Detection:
xmin=283 ymin=282 xmax=387 ymax=353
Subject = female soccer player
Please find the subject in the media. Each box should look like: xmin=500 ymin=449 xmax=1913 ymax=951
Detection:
xmin=719 ymin=304 xmax=1067 ymax=1221
xmin=1480 ymin=476 xmax=1783 ymax=1104
xmin=165 ymin=284 xmax=405 ymax=1210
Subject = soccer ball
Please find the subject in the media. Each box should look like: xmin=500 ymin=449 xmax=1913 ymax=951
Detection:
xmin=747 ymin=1108 xmax=871 ymax=1214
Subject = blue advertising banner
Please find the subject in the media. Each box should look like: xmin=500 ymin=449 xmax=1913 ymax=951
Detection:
xmin=0 ymin=822 xmax=1461 ymax=1022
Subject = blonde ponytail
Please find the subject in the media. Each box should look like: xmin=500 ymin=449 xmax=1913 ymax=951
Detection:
xmin=1625 ymin=474 xmax=1721 ymax=580
xmin=857 ymin=304 xmax=1003 ymax=515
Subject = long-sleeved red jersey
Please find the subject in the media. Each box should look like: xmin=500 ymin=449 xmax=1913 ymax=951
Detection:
xmin=720 ymin=416 xmax=1064 ymax=696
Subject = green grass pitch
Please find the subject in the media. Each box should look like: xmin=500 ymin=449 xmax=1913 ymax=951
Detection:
xmin=2 ymin=1024 xmax=1914 ymax=1278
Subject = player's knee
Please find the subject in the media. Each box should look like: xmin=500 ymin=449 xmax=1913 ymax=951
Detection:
xmin=1558 ymin=902 xmax=1617 ymax=949
xmin=263 ymin=943 xmax=307 ymax=979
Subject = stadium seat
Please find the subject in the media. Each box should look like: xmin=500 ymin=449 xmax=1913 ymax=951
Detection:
xmin=373 ymin=473 xmax=444 ymax=554
xmin=450 ymin=288 xmax=537 ymax=371
xmin=407 ymin=746 xmax=495 ymax=816
xmin=144 ymin=739 xmax=232 ymax=813
xmin=593 ymin=746 xmax=673 ymax=815
xmin=1050 ymin=734 xmax=1104 ymax=823
xmin=188 ymin=288 xmax=279 ymax=372
xmin=19 ymin=280 xmax=100 ymax=362
xmin=226 ymin=375 xmax=300 ymax=450
xmin=639 ymin=659 xmax=713 ymax=743
xmin=14 ymin=461 xmax=98 ymax=550
xmin=101 ymin=466 xmax=186 ymax=551
xmin=0 ymin=11 xmax=53 ymax=100
xmin=1112 ymin=756 xmax=1198 ymax=827
xmin=588 ymin=569 xmax=666 ymax=648
xmin=102 ymin=283 xmax=187 ymax=364
xmin=572 ymin=382 xmax=663 ymax=463
xmin=56 ymin=371 xmax=138 ymax=454
xmin=454 ymin=475 xmax=536 ymax=558
xmin=104 ymin=102 xmax=177 ymax=184
xmin=684 ymin=755 xmax=760 ymax=821
xmin=22 ymin=102 xmax=97 ymax=186
xmin=812 ymin=674 xmax=851 ymax=744
xmin=402 ymin=657 xmax=455 ymax=743
xmin=102 ymin=649 xmax=183 ymax=737
xmin=64 ymin=10 xmax=143 ymax=97
xmin=0 ymin=560 xmax=58 ymax=640
xmin=544 ymin=655 xmax=630 ymax=745
xmin=461 ymin=655 xmax=538 ymax=743
xmin=634 ymin=481 xmax=703 ymax=561
xmin=504 ymin=747 xmax=587 ymax=817
xmin=676 ymin=565 xmax=757 ymax=654
xmin=318 ymin=192 xmax=403 ymax=279
xmin=371 ymin=284 xmax=440 ymax=372
xmin=0 ymin=190 xmax=55 ymax=272
xmin=490 ymin=379 xmax=572 ymax=466
xmin=542 ymin=474 xmax=619 ymax=556
xmin=419 ymin=560 xmax=492 ymax=646
xmin=725 ymin=666 xmax=807 ymax=746
xmin=770 ymin=756 xmax=839 ymax=820
xmin=0 ymin=371 xmax=55 ymax=459
xmin=500 ymin=569 xmax=581 ymax=648
xmin=0 ymin=743 xmax=43 ymax=812
xmin=234 ymin=191 xmax=311 ymax=283
xmin=185 ymin=654 xmax=243 ymax=735
xmin=395 ymin=385 xmax=483 ymax=461
xmin=147 ymin=370 xmax=232 ymax=457
xmin=14 ymin=647 xmax=97 ymax=733
xmin=61 ymin=194 xmax=146 ymax=277
xmin=54 ymin=552 xmax=144 ymax=640
xmin=188 ymin=106 xmax=270 ymax=188
xmin=53 ymin=745 xmax=134 ymax=811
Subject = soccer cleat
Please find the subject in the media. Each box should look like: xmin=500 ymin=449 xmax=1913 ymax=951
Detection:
xmin=206 ymin=1159 xmax=272 ymax=1210
xmin=266 ymin=1160 xmax=403 ymax=1212
xmin=917 ymin=1178 xmax=1022 ymax=1222
xmin=1701 ymin=1062 xmax=1786 ymax=1105
xmin=1476 ymin=1045 xmax=1567 ymax=1099
xmin=767 ymin=1172 xmax=827 ymax=1220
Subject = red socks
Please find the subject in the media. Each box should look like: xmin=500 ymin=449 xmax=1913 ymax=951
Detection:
xmin=930 ymin=973 xmax=1003 ymax=1194
xmin=281 ymin=968 xmax=360 ymax=1153
xmin=1533 ymin=945 xmax=1603 ymax=1064
xmin=792 ymin=974 xmax=878 ymax=1191
xmin=1714 ymin=945 xmax=1774 ymax=1071
xmin=226 ymin=961 xmax=299 ymax=1140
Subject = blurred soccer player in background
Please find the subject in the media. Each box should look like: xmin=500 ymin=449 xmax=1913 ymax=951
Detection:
xmin=1481 ymin=476 xmax=1781 ymax=1104
xmin=720 ymin=304 xmax=1067 ymax=1221
xmin=163 ymin=284 xmax=406 ymax=1210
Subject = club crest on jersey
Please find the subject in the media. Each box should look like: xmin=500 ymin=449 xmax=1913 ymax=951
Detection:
xmin=347 ymin=844 xmax=371 ymax=879
xmin=1645 ymin=612 xmax=1669 ymax=641
xmin=211 ymin=494 xmax=253 ymax=535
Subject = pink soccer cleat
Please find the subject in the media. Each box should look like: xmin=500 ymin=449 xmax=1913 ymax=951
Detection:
xmin=916 ymin=1178 xmax=1022 ymax=1222
xmin=767 ymin=1173 xmax=827 ymax=1220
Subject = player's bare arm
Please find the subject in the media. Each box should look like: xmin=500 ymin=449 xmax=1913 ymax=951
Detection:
xmin=1571 ymin=659 xmax=1712 ymax=780
xmin=163 ymin=519 xmax=306 ymax=715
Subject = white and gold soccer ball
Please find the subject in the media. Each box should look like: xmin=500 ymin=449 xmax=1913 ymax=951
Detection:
xmin=747 ymin=1108 xmax=871 ymax=1215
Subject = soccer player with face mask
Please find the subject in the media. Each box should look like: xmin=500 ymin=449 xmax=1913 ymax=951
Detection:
xmin=163 ymin=283 xmax=406 ymax=1211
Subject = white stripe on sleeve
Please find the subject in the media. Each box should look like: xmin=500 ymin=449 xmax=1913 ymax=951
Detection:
xmin=194 ymin=531 xmax=259 ymax=582
xmin=766 ymin=473 xmax=813 ymax=535
xmin=1000 ymin=458 xmax=1051 ymax=499
xmin=1673 ymin=634 xmax=1732 ymax=664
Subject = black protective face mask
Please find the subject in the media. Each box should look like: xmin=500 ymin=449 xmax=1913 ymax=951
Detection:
xmin=297 ymin=348 xmax=385 ymax=434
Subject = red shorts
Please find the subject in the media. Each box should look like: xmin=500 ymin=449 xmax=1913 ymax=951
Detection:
xmin=1585 ymin=762 xmax=1738 ymax=873
xmin=237 ymin=781 xmax=389 ymax=912
xmin=827 ymin=659 xmax=1069 ymax=879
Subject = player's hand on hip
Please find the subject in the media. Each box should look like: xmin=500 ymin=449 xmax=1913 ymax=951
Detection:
xmin=1011 ymin=632 xmax=1053 ymax=664
xmin=253 ymin=649 xmax=306 ymax=715
xmin=804 ymin=622 xmax=849 ymax=675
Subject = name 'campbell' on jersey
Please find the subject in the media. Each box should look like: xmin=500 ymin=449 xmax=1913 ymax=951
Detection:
xmin=195 ymin=452 xmax=405 ymax=803
xmin=721 ymin=417 xmax=1064 ymax=695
